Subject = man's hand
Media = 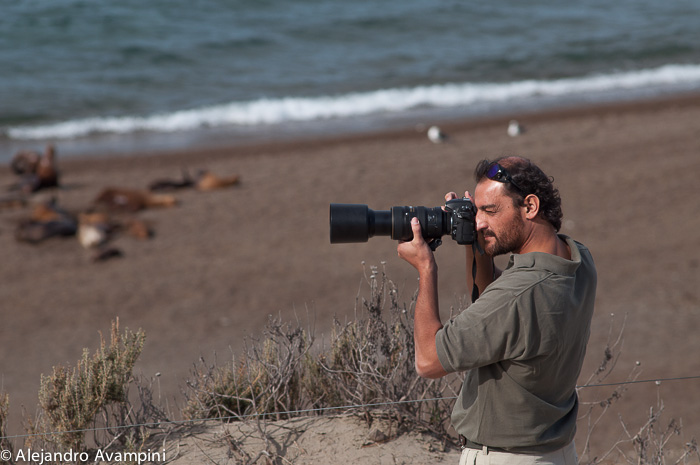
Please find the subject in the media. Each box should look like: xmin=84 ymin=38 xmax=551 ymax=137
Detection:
xmin=397 ymin=218 xmax=436 ymax=272
xmin=444 ymin=191 xmax=459 ymax=203
xmin=447 ymin=190 xmax=500 ymax=296
xmin=446 ymin=191 xmax=487 ymax=252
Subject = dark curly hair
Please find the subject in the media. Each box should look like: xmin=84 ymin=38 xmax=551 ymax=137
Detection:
xmin=474 ymin=156 xmax=563 ymax=231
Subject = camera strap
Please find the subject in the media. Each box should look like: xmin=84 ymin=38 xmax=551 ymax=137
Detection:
xmin=470 ymin=242 xmax=481 ymax=303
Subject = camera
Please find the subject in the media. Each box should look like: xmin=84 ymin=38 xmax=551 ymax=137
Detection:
xmin=329 ymin=198 xmax=476 ymax=250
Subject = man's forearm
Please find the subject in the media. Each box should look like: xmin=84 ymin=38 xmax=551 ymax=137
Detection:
xmin=395 ymin=217 xmax=449 ymax=379
xmin=413 ymin=262 xmax=448 ymax=379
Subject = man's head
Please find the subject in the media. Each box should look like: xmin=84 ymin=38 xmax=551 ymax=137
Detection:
xmin=473 ymin=156 xmax=563 ymax=255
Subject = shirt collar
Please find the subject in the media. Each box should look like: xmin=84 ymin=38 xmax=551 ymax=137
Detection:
xmin=505 ymin=235 xmax=581 ymax=276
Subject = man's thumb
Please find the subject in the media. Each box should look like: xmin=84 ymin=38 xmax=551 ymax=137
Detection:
xmin=411 ymin=217 xmax=422 ymax=238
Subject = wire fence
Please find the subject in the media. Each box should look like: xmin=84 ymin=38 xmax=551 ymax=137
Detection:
xmin=2 ymin=374 xmax=699 ymax=442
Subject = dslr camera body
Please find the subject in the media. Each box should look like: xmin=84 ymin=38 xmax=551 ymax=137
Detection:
xmin=330 ymin=197 xmax=476 ymax=250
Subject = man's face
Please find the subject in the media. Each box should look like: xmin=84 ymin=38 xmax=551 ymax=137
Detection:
xmin=473 ymin=180 xmax=526 ymax=256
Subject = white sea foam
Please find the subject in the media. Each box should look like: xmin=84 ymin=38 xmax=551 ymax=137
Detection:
xmin=7 ymin=64 xmax=700 ymax=140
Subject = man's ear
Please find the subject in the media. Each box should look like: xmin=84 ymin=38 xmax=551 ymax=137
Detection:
xmin=523 ymin=194 xmax=540 ymax=220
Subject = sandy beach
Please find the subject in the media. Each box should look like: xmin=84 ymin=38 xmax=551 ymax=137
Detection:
xmin=2 ymin=94 xmax=700 ymax=456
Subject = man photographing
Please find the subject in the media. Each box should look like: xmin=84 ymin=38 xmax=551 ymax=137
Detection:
xmin=397 ymin=156 xmax=596 ymax=465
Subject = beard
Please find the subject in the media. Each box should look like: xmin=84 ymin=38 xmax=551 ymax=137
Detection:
xmin=482 ymin=213 xmax=526 ymax=256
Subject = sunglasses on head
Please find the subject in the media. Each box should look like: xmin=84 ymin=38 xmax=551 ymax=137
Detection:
xmin=486 ymin=163 xmax=525 ymax=195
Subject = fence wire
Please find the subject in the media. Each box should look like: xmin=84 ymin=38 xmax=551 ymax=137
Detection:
xmin=1 ymin=374 xmax=699 ymax=442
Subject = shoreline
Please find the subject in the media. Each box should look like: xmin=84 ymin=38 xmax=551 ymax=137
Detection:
xmin=3 ymin=90 xmax=700 ymax=166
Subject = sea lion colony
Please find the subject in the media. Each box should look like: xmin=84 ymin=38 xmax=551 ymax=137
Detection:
xmin=1 ymin=145 xmax=241 ymax=262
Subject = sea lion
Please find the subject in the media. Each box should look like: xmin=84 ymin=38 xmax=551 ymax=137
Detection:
xmin=9 ymin=144 xmax=60 ymax=193
xmin=31 ymin=197 xmax=72 ymax=222
xmin=148 ymin=168 xmax=195 ymax=191
xmin=93 ymin=187 xmax=178 ymax=212
xmin=148 ymin=169 xmax=240 ymax=192
xmin=123 ymin=217 xmax=153 ymax=240
xmin=195 ymin=170 xmax=240 ymax=191
xmin=35 ymin=144 xmax=59 ymax=189
xmin=15 ymin=197 xmax=78 ymax=244
xmin=10 ymin=150 xmax=40 ymax=175
xmin=0 ymin=193 xmax=27 ymax=211
xmin=15 ymin=219 xmax=77 ymax=244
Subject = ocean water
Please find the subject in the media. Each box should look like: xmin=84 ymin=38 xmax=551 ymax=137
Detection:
xmin=2 ymin=0 xmax=700 ymax=159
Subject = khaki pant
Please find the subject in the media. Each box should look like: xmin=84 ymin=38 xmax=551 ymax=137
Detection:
xmin=459 ymin=441 xmax=578 ymax=465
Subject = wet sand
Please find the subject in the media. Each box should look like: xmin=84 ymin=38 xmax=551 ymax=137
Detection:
xmin=1 ymin=94 xmax=700 ymax=449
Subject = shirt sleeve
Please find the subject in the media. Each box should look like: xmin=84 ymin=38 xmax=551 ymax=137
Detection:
xmin=436 ymin=286 xmax=527 ymax=373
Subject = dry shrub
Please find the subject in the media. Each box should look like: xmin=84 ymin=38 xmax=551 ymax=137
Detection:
xmin=184 ymin=264 xmax=462 ymax=443
xmin=26 ymin=318 xmax=152 ymax=452
xmin=585 ymin=393 xmax=700 ymax=465
xmin=308 ymin=264 xmax=460 ymax=439
xmin=0 ymin=392 xmax=11 ymax=464
xmin=577 ymin=314 xmax=700 ymax=465
xmin=183 ymin=320 xmax=310 ymax=422
xmin=618 ymin=401 xmax=700 ymax=465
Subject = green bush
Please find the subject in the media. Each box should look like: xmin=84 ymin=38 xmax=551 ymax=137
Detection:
xmin=32 ymin=318 xmax=145 ymax=451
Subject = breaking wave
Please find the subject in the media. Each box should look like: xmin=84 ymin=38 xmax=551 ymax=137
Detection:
xmin=7 ymin=63 xmax=700 ymax=140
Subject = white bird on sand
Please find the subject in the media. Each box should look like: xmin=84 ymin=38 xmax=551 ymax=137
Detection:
xmin=507 ymin=120 xmax=524 ymax=137
xmin=78 ymin=223 xmax=108 ymax=249
xmin=427 ymin=125 xmax=448 ymax=143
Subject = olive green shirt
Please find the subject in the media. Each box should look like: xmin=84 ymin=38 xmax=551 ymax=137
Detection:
xmin=436 ymin=235 xmax=596 ymax=453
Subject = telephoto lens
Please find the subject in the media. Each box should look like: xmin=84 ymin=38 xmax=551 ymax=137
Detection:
xmin=329 ymin=204 xmax=391 ymax=243
xmin=389 ymin=206 xmax=448 ymax=241
xmin=330 ymin=198 xmax=476 ymax=248
xmin=329 ymin=204 xmax=449 ymax=243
